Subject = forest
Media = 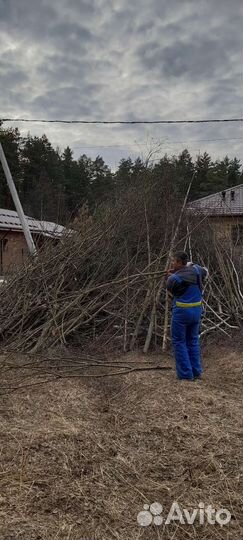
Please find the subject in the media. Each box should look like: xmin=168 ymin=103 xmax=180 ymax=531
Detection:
xmin=0 ymin=121 xmax=242 ymax=224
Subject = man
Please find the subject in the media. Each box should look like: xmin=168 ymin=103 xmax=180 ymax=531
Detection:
xmin=166 ymin=251 xmax=208 ymax=380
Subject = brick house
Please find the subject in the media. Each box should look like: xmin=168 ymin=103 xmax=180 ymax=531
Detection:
xmin=188 ymin=184 xmax=243 ymax=245
xmin=0 ymin=209 xmax=65 ymax=274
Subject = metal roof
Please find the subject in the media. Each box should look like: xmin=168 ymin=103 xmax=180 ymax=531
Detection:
xmin=188 ymin=183 xmax=243 ymax=216
xmin=0 ymin=209 xmax=65 ymax=237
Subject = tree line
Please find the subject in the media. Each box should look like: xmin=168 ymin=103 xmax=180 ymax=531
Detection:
xmin=0 ymin=122 xmax=242 ymax=224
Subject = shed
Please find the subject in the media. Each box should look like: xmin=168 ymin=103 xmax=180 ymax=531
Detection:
xmin=188 ymin=184 xmax=243 ymax=245
xmin=0 ymin=209 xmax=65 ymax=273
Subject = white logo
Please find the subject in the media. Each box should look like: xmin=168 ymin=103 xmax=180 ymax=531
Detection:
xmin=137 ymin=501 xmax=231 ymax=527
xmin=137 ymin=503 xmax=163 ymax=527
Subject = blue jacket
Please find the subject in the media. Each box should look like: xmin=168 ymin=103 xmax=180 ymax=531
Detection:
xmin=166 ymin=264 xmax=208 ymax=308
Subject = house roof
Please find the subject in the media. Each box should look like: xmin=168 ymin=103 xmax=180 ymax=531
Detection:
xmin=188 ymin=183 xmax=243 ymax=216
xmin=0 ymin=209 xmax=65 ymax=238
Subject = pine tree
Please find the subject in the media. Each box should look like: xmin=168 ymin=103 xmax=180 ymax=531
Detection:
xmin=21 ymin=134 xmax=64 ymax=221
xmin=89 ymin=156 xmax=114 ymax=207
xmin=115 ymin=158 xmax=134 ymax=192
xmin=193 ymin=152 xmax=213 ymax=198
xmin=0 ymin=124 xmax=22 ymax=208
xmin=173 ymin=149 xmax=195 ymax=197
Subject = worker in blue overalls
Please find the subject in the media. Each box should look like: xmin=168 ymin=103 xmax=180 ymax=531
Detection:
xmin=166 ymin=251 xmax=208 ymax=380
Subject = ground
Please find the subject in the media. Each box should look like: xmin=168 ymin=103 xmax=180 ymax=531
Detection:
xmin=0 ymin=346 xmax=242 ymax=540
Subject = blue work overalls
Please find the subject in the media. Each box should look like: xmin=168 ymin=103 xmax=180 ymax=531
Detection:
xmin=167 ymin=265 xmax=203 ymax=380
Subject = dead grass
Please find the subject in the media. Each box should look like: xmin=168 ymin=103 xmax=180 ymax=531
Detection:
xmin=0 ymin=346 xmax=242 ymax=540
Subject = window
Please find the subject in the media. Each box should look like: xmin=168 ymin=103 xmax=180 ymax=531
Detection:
xmin=221 ymin=191 xmax=226 ymax=202
xmin=1 ymin=239 xmax=8 ymax=251
xmin=231 ymin=190 xmax=235 ymax=202
xmin=0 ymin=238 xmax=8 ymax=274
xmin=232 ymin=224 xmax=243 ymax=245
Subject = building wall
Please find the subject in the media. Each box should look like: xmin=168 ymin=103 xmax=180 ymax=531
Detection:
xmin=0 ymin=231 xmax=29 ymax=273
xmin=209 ymin=216 xmax=243 ymax=242
xmin=0 ymin=231 xmax=58 ymax=274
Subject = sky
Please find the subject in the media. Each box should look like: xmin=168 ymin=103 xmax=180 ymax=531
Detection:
xmin=0 ymin=0 xmax=242 ymax=169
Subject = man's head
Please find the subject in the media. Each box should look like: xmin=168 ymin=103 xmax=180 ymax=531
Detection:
xmin=171 ymin=251 xmax=189 ymax=271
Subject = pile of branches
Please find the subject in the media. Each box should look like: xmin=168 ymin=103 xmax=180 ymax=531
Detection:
xmin=0 ymin=178 xmax=242 ymax=353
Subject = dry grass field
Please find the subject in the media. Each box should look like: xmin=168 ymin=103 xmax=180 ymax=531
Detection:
xmin=0 ymin=345 xmax=242 ymax=539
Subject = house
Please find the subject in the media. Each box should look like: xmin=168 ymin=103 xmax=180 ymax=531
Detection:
xmin=0 ymin=209 xmax=66 ymax=274
xmin=188 ymin=184 xmax=243 ymax=245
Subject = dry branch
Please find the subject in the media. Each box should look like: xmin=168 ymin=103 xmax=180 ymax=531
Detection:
xmin=0 ymin=179 xmax=242 ymax=354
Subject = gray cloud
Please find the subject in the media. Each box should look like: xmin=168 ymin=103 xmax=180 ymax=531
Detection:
xmin=0 ymin=66 xmax=27 ymax=86
xmin=137 ymin=38 xmax=230 ymax=79
xmin=0 ymin=0 xmax=242 ymax=167
xmin=31 ymin=86 xmax=103 ymax=118
xmin=0 ymin=0 xmax=57 ymax=36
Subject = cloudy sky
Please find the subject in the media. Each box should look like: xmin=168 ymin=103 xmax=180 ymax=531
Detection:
xmin=0 ymin=0 xmax=242 ymax=168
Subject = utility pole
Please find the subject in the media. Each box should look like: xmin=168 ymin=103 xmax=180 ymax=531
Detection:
xmin=0 ymin=142 xmax=37 ymax=256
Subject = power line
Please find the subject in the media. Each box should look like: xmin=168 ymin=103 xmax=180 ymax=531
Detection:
xmin=162 ymin=136 xmax=243 ymax=144
xmin=1 ymin=117 xmax=243 ymax=125
xmin=70 ymin=137 xmax=243 ymax=150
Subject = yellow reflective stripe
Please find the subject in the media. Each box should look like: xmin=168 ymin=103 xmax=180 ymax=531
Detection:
xmin=176 ymin=301 xmax=202 ymax=308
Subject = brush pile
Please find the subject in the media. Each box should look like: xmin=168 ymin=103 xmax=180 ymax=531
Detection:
xmin=0 ymin=178 xmax=242 ymax=352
